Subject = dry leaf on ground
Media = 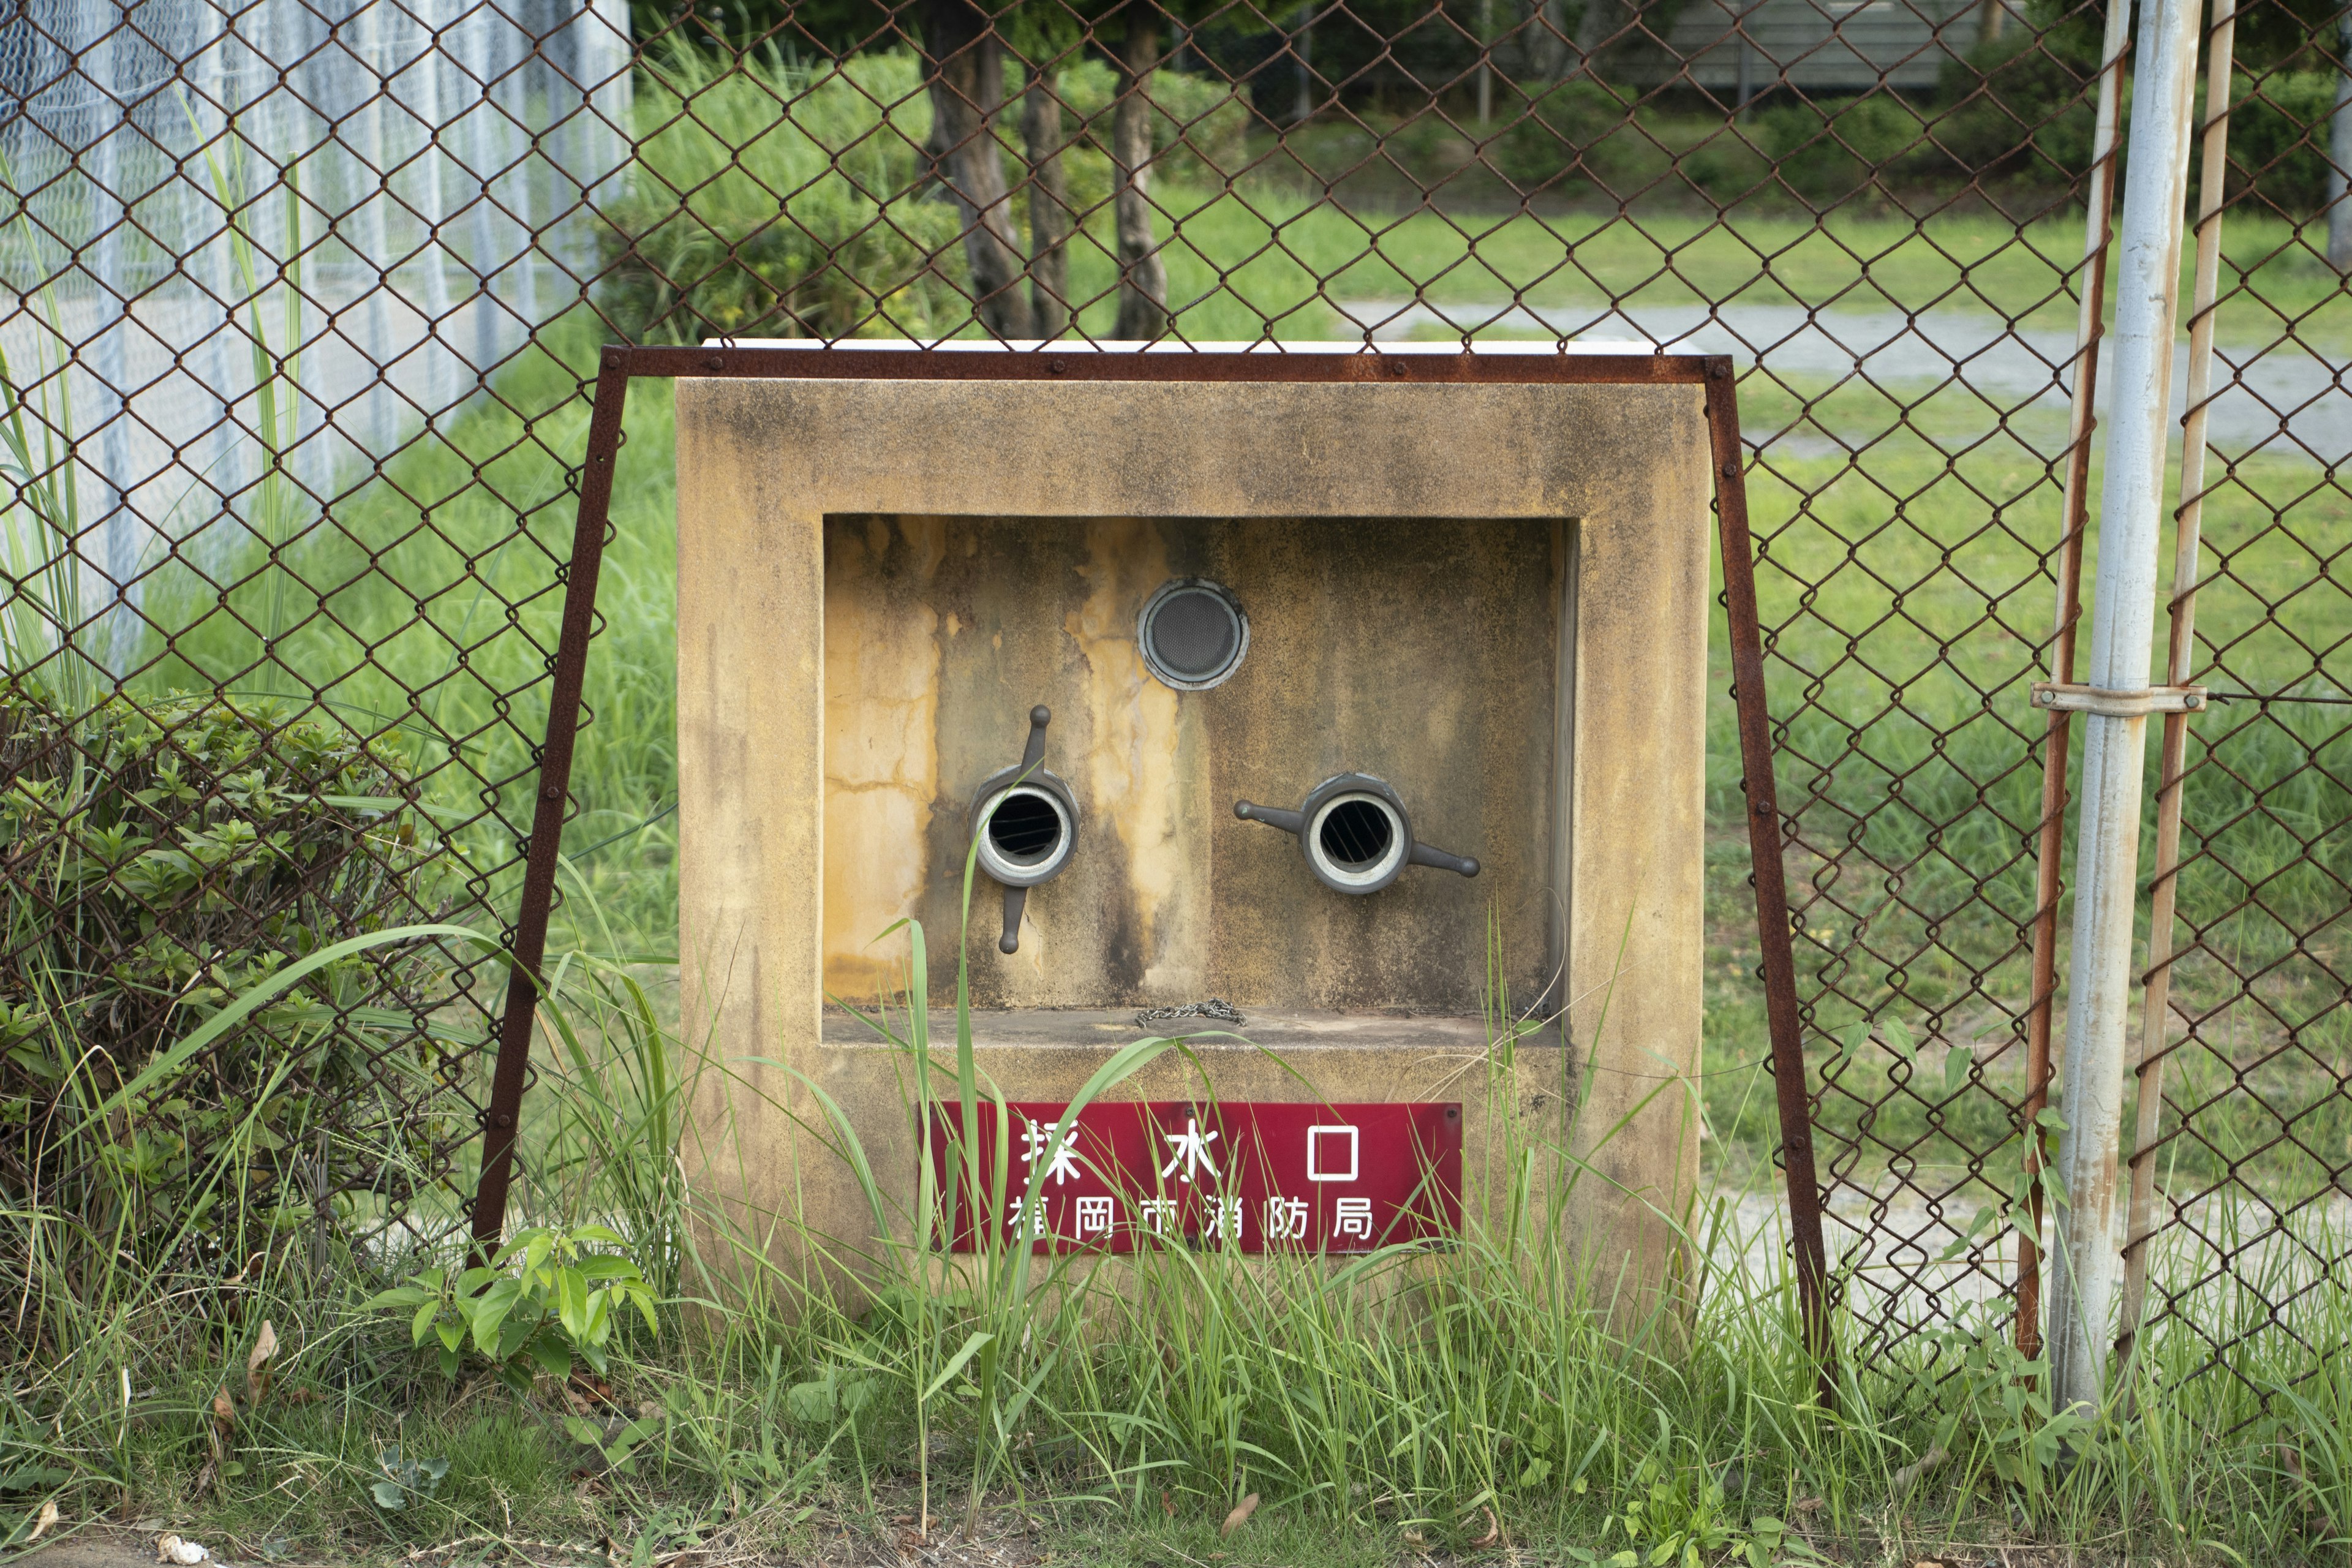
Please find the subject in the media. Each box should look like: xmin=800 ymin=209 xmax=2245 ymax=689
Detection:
xmin=246 ymin=1321 xmax=277 ymax=1406
xmin=26 ymin=1501 xmax=59 ymax=1542
xmin=1891 ymin=1445 xmax=1950 ymax=1491
xmin=1219 ymin=1493 xmax=1260 ymax=1538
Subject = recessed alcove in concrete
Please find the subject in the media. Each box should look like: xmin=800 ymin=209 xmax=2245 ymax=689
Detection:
xmin=677 ymin=360 xmax=1713 ymax=1289
xmin=821 ymin=512 xmax=1559 ymax=1016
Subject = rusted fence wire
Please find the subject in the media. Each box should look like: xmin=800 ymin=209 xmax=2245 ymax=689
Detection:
xmin=2 ymin=0 xmax=2348 ymax=1395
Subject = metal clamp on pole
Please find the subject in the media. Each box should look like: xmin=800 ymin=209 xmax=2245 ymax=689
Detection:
xmin=2029 ymin=682 xmax=2209 ymax=717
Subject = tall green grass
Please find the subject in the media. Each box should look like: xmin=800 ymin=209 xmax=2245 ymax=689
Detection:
xmin=5 ymin=866 xmax=2352 ymax=1567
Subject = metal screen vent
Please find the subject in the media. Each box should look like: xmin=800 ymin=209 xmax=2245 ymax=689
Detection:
xmin=1139 ymin=579 xmax=1247 ymax=690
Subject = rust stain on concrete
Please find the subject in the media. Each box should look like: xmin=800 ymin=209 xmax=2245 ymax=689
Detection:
xmin=821 ymin=518 xmax=940 ymax=998
xmin=1065 ymin=521 xmax=1200 ymax=995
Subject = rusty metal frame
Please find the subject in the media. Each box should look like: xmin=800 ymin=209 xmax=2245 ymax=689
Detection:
xmin=466 ymin=356 xmax=631 ymax=1254
xmin=461 ymin=344 xmax=1836 ymax=1395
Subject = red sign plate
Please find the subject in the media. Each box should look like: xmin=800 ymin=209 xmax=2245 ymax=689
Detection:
xmin=927 ymin=1101 xmax=1463 ymax=1254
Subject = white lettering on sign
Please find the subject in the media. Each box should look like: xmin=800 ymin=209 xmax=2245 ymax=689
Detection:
xmin=1264 ymin=1196 xmax=1310 ymax=1241
xmin=1202 ymin=1194 xmax=1244 ymax=1243
xmin=1006 ymin=1196 xmax=1049 ymax=1241
xmin=1334 ymin=1197 xmax=1374 ymax=1240
xmin=1306 ymin=1125 xmax=1360 ymax=1183
xmin=1159 ymin=1116 xmax=1220 ymax=1183
xmin=1140 ymin=1196 xmax=1177 ymax=1236
xmin=1020 ymin=1118 xmax=1082 ymax=1185
xmin=1075 ymin=1195 xmax=1114 ymax=1235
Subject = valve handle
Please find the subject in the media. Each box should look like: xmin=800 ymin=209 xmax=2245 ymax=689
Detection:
xmin=1233 ymin=778 xmax=1478 ymax=892
xmin=998 ymin=706 xmax=1052 ymax=954
xmin=1408 ymin=840 xmax=1480 ymax=878
xmin=1017 ymin=704 xmax=1050 ymax=775
xmin=1232 ymin=799 xmax=1305 ymax=835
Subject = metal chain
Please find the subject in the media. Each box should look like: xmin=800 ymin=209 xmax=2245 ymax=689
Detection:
xmin=1134 ymin=1000 xmax=1245 ymax=1030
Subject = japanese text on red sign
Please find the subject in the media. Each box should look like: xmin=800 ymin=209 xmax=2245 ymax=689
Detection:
xmin=928 ymin=1101 xmax=1463 ymax=1254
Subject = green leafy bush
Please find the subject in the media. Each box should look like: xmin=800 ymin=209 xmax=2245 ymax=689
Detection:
xmin=2221 ymin=70 xmax=2335 ymax=217
xmin=368 ymin=1444 xmax=450 ymax=1511
xmin=1755 ymin=94 xmax=1930 ymax=205
xmin=0 ymin=692 xmax=447 ymax=1270
xmin=601 ymin=48 xmax=968 ymax=342
xmin=1494 ymin=81 xmax=1665 ymax=196
xmin=1923 ymin=31 xmax=2097 ymax=193
xmin=1054 ymin=57 xmax=1255 ymax=192
xmin=369 ymin=1223 xmax=657 ymax=1389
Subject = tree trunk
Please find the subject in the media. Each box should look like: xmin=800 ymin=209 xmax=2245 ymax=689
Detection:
xmin=1477 ymin=0 xmax=1493 ymax=124
xmin=1020 ymin=68 xmax=1072 ymax=338
xmin=923 ymin=0 xmax=1033 ymax=338
xmin=1524 ymin=0 xmax=1572 ymax=79
xmin=1293 ymin=2 xmax=1316 ymax=124
xmin=2332 ymin=12 xmax=2352 ymax=271
xmin=1112 ymin=10 xmax=1169 ymax=341
xmin=1573 ymin=0 xmax=1629 ymax=71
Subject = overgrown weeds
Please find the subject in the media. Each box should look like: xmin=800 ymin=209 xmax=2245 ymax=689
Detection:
xmin=0 ymin=856 xmax=2345 ymax=1568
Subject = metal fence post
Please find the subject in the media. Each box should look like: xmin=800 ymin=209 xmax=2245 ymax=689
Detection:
xmin=2117 ymin=0 xmax=2237 ymax=1365
xmin=2015 ymin=0 xmax=2133 ymax=1366
xmin=465 ymin=349 xmax=633 ymax=1253
xmin=2046 ymin=0 xmax=2208 ymax=1416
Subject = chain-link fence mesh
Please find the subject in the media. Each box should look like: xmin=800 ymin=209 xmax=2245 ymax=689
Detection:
xmin=3 ymin=0 xmax=2345 ymax=1382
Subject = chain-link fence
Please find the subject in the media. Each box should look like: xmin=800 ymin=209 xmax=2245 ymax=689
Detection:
xmin=4 ymin=0 xmax=2346 ymax=1389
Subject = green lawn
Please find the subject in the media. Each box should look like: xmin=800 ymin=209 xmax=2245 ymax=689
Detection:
xmin=1051 ymin=187 xmax=2352 ymax=352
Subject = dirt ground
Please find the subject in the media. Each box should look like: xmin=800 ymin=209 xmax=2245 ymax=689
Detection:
xmin=9 ymin=1516 xmax=1053 ymax=1568
xmin=6 ymin=1510 xmax=1520 ymax=1568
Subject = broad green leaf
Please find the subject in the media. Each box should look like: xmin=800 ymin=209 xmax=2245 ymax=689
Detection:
xmin=921 ymin=1332 xmax=995 ymax=1404
xmin=471 ymin=1291 xmax=517 ymax=1354
xmin=785 ymin=1379 xmax=836 ymax=1426
xmin=557 ymin=1267 xmax=590 ymax=1341
xmin=529 ymin=1333 xmax=573 ymax=1381
xmin=582 ymin=1291 xmax=612 ymax=1347
xmin=1942 ymin=1045 xmax=1973 ymax=1097
xmin=364 ymin=1281 xmax=434 ymax=1310
xmin=1882 ymin=1016 xmax=1914 ymax=1063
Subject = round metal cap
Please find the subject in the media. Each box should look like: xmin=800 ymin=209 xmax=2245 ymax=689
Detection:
xmin=1138 ymin=578 xmax=1248 ymax=691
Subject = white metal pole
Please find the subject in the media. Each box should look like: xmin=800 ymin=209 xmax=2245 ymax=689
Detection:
xmin=2119 ymin=0 xmax=2236 ymax=1362
xmin=2047 ymin=0 xmax=2207 ymax=1416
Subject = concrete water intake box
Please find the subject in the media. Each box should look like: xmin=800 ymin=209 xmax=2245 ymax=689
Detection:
xmin=677 ymin=351 xmax=1711 ymax=1288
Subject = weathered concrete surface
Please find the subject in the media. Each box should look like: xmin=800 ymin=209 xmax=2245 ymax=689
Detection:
xmin=676 ymin=377 xmax=1711 ymax=1302
xmin=823 ymin=513 xmax=1560 ymax=1013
